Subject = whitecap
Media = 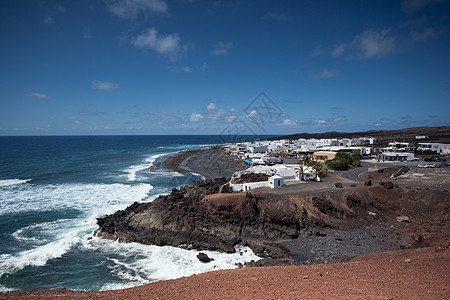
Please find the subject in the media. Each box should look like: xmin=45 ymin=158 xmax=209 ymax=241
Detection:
xmin=0 ymin=226 xmax=83 ymax=275
xmin=0 ymin=183 xmax=153 ymax=216
xmin=0 ymin=182 xmax=155 ymax=275
xmin=12 ymin=219 xmax=71 ymax=243
xmin=0 ymin=284 xmax=17 ymax=292
xmin=126 ymin=153 xmax=169 ymax=181
xmin=0 ymin=179 xmax=31 ymax=187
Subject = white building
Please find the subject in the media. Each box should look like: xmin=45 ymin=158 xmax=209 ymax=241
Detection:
xmin=249 ymin=145 xmax=268 ymax=154
xmin=268 ymin=175 xmax=284 ymax=189
xmin=417 ymin=143 xmax=444 ymax=153
xmin=387 ymin=142 xmax=410 ymax=150
xmin=378 ymin=152 xmax=415 ymax=162
xmin=295 ymin=165 xmax=318 ymax=181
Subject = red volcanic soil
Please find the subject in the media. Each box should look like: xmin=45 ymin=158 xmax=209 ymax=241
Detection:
xmin=2 ymin=246 xmax=448 ymax=299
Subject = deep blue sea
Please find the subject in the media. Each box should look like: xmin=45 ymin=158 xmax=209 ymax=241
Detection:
xmin=0 ymin=135 xmax=267 ymax=292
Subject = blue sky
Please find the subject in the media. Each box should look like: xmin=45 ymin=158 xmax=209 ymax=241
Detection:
xmin=1 ymin=0 xmax=449 ymax=135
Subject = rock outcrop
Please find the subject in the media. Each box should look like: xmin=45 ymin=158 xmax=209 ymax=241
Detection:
xmin=95 ymin=179 xmax=449 ymax=261
xmin=96 ymin=178 xmax=305 ymax=257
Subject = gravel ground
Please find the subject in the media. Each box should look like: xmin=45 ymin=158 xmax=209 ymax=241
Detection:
xmin=165 ymin=148 xmax=247 ymax=180
xmin=279 ymin=225 xmax=412 ymax=264
xmin=3 ymin=247 xmax=448 ymax=299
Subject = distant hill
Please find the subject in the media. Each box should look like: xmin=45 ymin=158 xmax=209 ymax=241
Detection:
xmin=273 ymin=126 xmax=450 ymax=145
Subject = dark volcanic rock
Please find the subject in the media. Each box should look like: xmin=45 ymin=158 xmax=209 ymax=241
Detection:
xmin=364 ymin=180 xmax=373 ymax=186
xmin=96 ymin=177 xmax=449 ymax=264
xmin=392 ymin=166 xmax=410 ymax=178
xmin=335 ymin=182 xmax=343 ymax=188
xmin=96 ymin=178 xmax=304 ymax=256
xmin=245 ymin=258 xmax=297 ymax=267
xmin=197 ymin=252 xmax=214 ymax=263
xmin=383 ymin=181 xmax=394 ymax=189
xmin=232 ymin=173 xmax=270 ymax=184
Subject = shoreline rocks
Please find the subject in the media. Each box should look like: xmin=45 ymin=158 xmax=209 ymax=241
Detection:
xmin=95 ymin=177 xmax=449 ymax=265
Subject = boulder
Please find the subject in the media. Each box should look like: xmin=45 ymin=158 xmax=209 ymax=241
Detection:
xmin=335 ymin=182 xmax=343 ymax=188
xmin=245 ymin=258 xmax=296 ymax=267
xmin=197 ymin=252 xmax=214 ymax=263
xmin=383 ymin=181 xmax=394 ymax=189
xmin=364 ymin=180 xmax=373 ymax=186
xmin=396 ymin=216 xmax=411 ymax=223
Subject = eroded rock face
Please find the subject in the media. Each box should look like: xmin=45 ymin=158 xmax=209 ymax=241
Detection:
xmin=95 ymin=179 xmax=449 ymax=259
xmin=96 ymin=178 xmax=305 ymax=255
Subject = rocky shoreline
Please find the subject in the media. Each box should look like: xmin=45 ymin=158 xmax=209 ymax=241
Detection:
xmin=96 ymin=149 xmax=449 ymax=267
xmin=2 ymin=149 xmax=449 ymax=298
xmin=95 ymin=173 xmax=449 ymax=266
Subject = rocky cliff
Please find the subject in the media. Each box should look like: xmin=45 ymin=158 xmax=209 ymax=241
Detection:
xmin=96 ymin=178 xmax=449 ymax=262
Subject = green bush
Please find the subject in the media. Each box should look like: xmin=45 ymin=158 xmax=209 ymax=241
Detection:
xmin=325 ymin=153 xmax=360 ymax=171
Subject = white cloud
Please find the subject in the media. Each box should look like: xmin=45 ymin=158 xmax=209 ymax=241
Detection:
xmin=207 ymin=103 xmax=217 ymax=111
xmin=355 ymin=29 xmax=396 ymax=58
xmin=204 ymin=102 xmax=239 ymax=121
xmin=56 ymin=5 xmax=66 ymax=13
xmin=331 ymin=43 xmax=347 ymax=57
xmin=409 ymin=28 xmax=439 ymax=43
xmin=329 ymin=28 xmax=396 ymax=59
xmin=189 ymin=113 xmax=203 ymax=122
xmin=308 ymin=69 xmax=339 ymax=79
xmin=314 ymin=119 xmax=327 ymax=126
xmin=212 ymin=42 xmax=233 ymax=55
xmin=24 ymin=92 xmax=50 ymax=99
xmin=200 ymin=63 xmax=208 ymax=72
xmin=132 ymin=28 xmax=188 ymax=59
xmin=106 ymin=0 xmax=167 ymax=19
xmin=169 ymin=66 xmax=192 ymax=73
xmin=279 ymin=119 xmax=298 ymax=127
xmin=91 ymin=80 xmax=119 ymax=91
xmin=67 ymin=116 xmax=85 ymax=124
xmin=248 ymin=110 xmax=258 ymax=118
xmin=44 ymin=16 xmax=54 ymax=24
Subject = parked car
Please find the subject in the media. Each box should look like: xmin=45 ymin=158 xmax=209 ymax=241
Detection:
xmin=418 ymin=164 xmax=427 ymax=168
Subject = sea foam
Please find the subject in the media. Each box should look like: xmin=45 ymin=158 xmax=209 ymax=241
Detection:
xmin=0 ymin=182 xmax=154 ymax=275
xmin=0 ymin=182 xmax=153 ymax=216
xmin=85 ymin=238 xmax=261 ymax=291
xmin=126 ymin=153 xmax=169 ymax=181
xmin=0 ymin=179 xmax=31 ymax=188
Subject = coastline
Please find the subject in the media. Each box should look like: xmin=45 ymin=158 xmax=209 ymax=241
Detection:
xmin=164 ymin=147 xmax=247 ymax=180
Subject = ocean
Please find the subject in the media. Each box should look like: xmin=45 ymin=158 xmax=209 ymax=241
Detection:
xmin=0 ymin=135 xmax=266 ymax=292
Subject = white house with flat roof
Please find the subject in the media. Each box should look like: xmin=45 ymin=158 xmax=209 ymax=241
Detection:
xmin=268 ymin=175 xmax=284 ymax=189
xmin=417 ymin=143 xmax=444 ymax=153
xmin=378 ymin=152 xmax=415 ymax=162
